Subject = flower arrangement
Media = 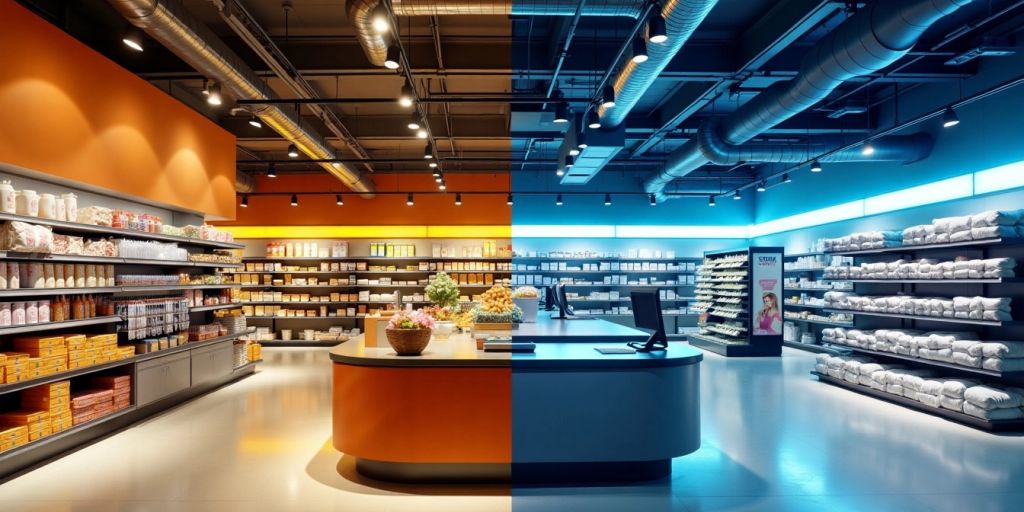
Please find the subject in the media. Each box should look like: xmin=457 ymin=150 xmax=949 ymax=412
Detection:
xmin=512 ymin=286 xmax=540 ymax=299
xmin=424 ymin=271 xmax=461 ymax=309
xmin=424 ymin=305 xmax=456 ymax=322
xmin=387 ymin=309 xmax=436 ymax=331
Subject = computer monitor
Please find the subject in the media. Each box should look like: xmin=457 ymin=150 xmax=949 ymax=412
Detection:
xmin=550 ymin=283 xmax=573 ymax=319
xmin=628 ymin=290 xmax=668 ymax=352
xmin=544 ymin=285 xmax=557 ymax=311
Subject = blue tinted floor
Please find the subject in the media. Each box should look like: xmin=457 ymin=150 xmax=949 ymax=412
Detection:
xmin=1 ymin=347 xmax=1022 ymax=511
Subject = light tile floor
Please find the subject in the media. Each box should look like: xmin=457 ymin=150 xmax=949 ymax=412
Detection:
xmin=1 ymin=347 xmax=1022 ymax=511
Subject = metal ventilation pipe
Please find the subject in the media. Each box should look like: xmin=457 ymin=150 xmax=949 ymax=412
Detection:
xmin=645 ymin=0 xmax=973 ymax=200
xmin=697 ymin=120 xmax=934 ymax=165
xmin=348 ymin=0 xmax=646 ymax=67
xmin=108 ymin=0 xmax=376 ymax=197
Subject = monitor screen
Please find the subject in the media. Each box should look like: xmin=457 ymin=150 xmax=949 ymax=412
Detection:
xmin=630 ymin=290 xmax=666 ymax=346
xmin=556 ymin=283 xmax=573 ymax=316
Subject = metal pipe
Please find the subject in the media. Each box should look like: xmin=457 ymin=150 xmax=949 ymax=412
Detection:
xmin=544 ymin=0 xmax=589 ymax=103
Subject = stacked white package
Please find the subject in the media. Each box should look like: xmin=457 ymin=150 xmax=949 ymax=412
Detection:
xmin=821 ymin=231 xmax=903 ymax=252
xmin=822 ymin=292 xmax=1013 ymax=321
xmin=962 ymin=385 xmax=1024 ymax=420
xmin=980 ymin=342 xmax=1024 ymax=373
xmin=824 ymin=257 xmax=1015 ymax=281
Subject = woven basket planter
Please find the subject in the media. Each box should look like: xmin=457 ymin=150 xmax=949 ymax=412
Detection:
xmin=385 ymin=328 xmax=432 ymax=356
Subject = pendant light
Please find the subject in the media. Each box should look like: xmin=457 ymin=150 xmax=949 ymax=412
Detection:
xmin=553 ymin=102 xmax=569 ymax=124
xmin=398 ymin=80 xmax=414 ymax=107
xmin=733 ymin=190 xmax=742 ymax=200
xmin=782 ymin=173 xmax=792 ymax=184
xmin=649 ymin=194 xmax=657 ymax=206
xmin=122 ymin=29 xmax=144 ymax=52
xmin=556 ymin=168 xmax=565 ymax=177
xmin=290 ymin=194 xmax=298 ymax=206
xmin=577 ymin=132 xmax=588 ymax=150
xmin=206 ymin=82 xmax=222 ymax=106
xmin=587 ymin=110 xmax=601 ymax=129
xmin=603 ymin=193 xmax=612 ymax=206
xmin=407 ymin=113 xmax=421 ymax=130
xmin=648 ymin=13 xmax=668 ymax=44
xmin=384 ymin=46 xmax=401 ymax=69
xmin=423 ymin=142 xmax=433 ymax=159
xmin=756 ymin=180 xmax=766 ymax=192
xmin=455 ymin=193 xmax=462 ymax=206
xmin=428 ymin=161 xmax=438 ymax=169
xmin=708 ymin=195 xmax=716 ymax=207
xmin=267 ymin=162 xmax=277 ymax=178
xmin=507 ymin=194 xmax=514 ymax=206
xmin=416 ymin=129 xmax=428 ymax=139
xmin=287 ymin=144 xmax=299 ymax=158
xmin=435 ymin=173 xmax=443 ymax=183
xmin=569 ymin=148 xmax=580 ymax=157
xmin=861 ymin=140 xmax=875 ymax=156
xmin=438 ymin=181 xmax=447 ymax=191
xmin=248 ymin=115 xmax=262 ymax=129
xmin=406 ymin=193 xmax=414 ymax=206
xmin=335 ymin=194 xmax=344 ymax=206
xmin=564 ymin=155 xmax=574 ymax=169
xmin=556 ymin=194 xmax=564 ymax=206
xmin=240 ymin=194 xmax=248 ymax=208
xmin=810 ymin=160 xmax=822 ymax=173
xmin=601 ymin=85 xmax=616 ymax=109
xmin=942 ymin=106 xmax=960 ymax=128
xmin=371 ymin=4 xmax=390 ymax=34
xmin=631 ymin=37 xmax=648 ymax=64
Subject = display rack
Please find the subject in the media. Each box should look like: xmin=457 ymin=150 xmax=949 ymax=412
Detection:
xmin=511 ymin=254 xmax=702 ymax=337
xmin=782 ymin=252 xmax=851 ymax=353
xmin=813 ymin=234 xmax=1024 ymax=430
xmin=689 ymin=247 xmax=783 ymax=357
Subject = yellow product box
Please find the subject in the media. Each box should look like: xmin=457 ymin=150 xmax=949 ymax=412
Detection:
xmin=1 ymin=352 xmax=29 ymax=363
xmin=0 ymin=353 xmax=6 ymax=366
xmin=12 ymin=336 xmax=65 ymax=349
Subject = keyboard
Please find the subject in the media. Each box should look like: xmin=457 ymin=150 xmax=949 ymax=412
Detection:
xmin=594 ymin=347 xmax=637 ymax=355
xmin=483 ymin=341 xmax=536 ymax=352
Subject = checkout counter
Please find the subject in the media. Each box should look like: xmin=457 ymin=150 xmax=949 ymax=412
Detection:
xmin=330 ymin=316 xmax=702 ymax=483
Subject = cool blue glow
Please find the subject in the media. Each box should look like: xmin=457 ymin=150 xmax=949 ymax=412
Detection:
xmin=512 ymin=225 xmax=615 ymax=238
xmin=614 ymin=225 xmax=750 ymax=239
xmin=750 ymin=200 xmax=865 ymax=238
xmin=974 ymin=160 xmax=1024 ymax=194
xmin=863 ymin=175 xmax=973 ymax=216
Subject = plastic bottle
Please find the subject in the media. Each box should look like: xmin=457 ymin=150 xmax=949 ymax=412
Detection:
xmin=0 ymin=180 xmax=15 ymax=214
xmin=62 ymin=193 xmax=77 ymax=223
xmin=15 ymin=190 xmax=39 ymax=217
xmin=39 ymin=193 xmax=57 ymax=219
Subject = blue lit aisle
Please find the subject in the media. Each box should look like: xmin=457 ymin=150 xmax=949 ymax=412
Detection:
xmin=1 ymin=347 xmax=1023 ymax=512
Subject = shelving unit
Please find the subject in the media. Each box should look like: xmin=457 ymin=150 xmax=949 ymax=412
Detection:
xmin=511 ymin=254 xmax=701 ymax=337
xmin=689 ymin=247 xmax=783 ymax=357
xmin=782 ymin=252 xmax=853 ymax=352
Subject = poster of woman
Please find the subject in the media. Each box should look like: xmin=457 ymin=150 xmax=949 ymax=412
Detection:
xmin=752 ymin=252 xmax=783 ymax=336
xmin=755 ymin=292 xmax=782 ymax=335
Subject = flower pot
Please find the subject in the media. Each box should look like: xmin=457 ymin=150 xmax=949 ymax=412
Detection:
xmin=434 ymin=320 xmax=455 ymax=340
xmin=385 ymin=328 xmax=432 ymax=356
xmin=513 ymin=297 xmax=539 ymax=323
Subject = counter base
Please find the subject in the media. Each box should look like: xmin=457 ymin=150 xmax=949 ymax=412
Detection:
xmin=354 ymin=459 xmax=671 ymax=484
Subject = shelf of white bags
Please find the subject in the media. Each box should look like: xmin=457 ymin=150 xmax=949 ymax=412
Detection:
xmin=823 ymin=344 xmax=1017 ymax=379
xmin=826 ymin=237 xmax=1024 ymax=256
xmin=823 ymin=278 xmax=1023 ymax=284
xmin=822 ymin=308 xmax=1021 ymax=327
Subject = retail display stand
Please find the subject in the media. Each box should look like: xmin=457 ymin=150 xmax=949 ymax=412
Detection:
xmin=781 ymin=252 xmax=851 ymax=354
xmin=689 ymin=247 xmax=784 ymax=357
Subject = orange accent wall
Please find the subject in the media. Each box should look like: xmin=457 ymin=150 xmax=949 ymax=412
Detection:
xmin=218 ymin=173 xmax=511 ymax=226
xmin=332 ymin=363 xmax=512 ymax=463
xmin=0 ymin=0 xmax=237 ymax=219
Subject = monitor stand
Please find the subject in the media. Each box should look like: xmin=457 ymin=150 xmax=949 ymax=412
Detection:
xmin=628 ymin=331 xmax=668 ymax=353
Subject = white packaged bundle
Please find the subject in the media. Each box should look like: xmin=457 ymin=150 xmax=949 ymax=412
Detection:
xmin=76 ymin=206 xmax=113 ymax=226
xmin=1 ymin=221 xmax=53 ymax=253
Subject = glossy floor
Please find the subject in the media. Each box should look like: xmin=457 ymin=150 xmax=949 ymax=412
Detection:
xmin=1 ymin=347 xmax=1022 ymax=511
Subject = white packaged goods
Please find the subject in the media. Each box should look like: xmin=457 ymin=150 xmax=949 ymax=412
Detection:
xmin=38 ymin=193 xmax=56 ymax=219
xmin=1 ymin=221 xmax=53 ymax=253
xmin=77 ymin=206 xmax=113 ymax=226
xmin=0 ymin=180 xmax=15 ymax=213
xmin=15 ymin=190 xmax=39 ymax=217
xmin=62 ymin=193 xmax=77 ymax=221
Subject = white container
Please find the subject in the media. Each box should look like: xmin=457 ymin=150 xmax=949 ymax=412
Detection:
xmin=7 ymin=262 xmax=19 ymax=289
xmin=38 ymin=300 xmax=50 ymax=323
xmin=39 ymin=193 xmax=57 ymax=219
xmin=0 ymin=180 xmax=15 ymax=214
xmin=0 ymin=262 xmax=6 ymax=289
xmin=44 ymin=263 xmax=55 ymax=288
xmin=513 ymin=297 xmax=539 ymax=323
xmin=0 ymin=303 xmax=10 ymax=326
xmin=281 ymin=329 xmax=292 ymax=341
xmin=62 ymin=193 xmax=78 ymax=222
xmin=56 ymin=197 xmax=67 ymax=221
xmin=26 ymin=300 xmax=38 ymax=324
xmin=15 ymin=190 xmax=39 ymax=217
xmin=55 ymin=264 xmax=64 ymax=288
xmin=12 ymin=301 xmax=25 ymax=325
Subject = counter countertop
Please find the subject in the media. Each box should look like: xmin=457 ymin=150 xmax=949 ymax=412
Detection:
xmin=329 ymin=334 xmax=702 ymax=369
xmin=507 ymin=313 xmax=650 ymax=341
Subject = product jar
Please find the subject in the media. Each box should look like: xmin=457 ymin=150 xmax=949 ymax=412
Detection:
xmin=62 ymin=193 xmax=78 ymax=222
xmin=15 ymin=190 xmax=39 ymax=217
xmin=11 ymin=301 xmax=26 ymax=325
xmin=26 ymin=300 xmax=38 ymax=324
xmin=0 ymin=180 xmax=14 ymax=214
xmin=38 ymin=300 xmax=50 ymax=323
xmin=0 ymin=302 xmax=9 ymax=326
xmin=39 ymin=193 xmax=57 ymax=219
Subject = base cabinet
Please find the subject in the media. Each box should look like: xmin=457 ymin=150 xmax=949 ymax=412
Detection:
xmin=190 ymin=340 xmax=234 ymax=386
xmin=136 ymin=351 xmax=192 ymax=407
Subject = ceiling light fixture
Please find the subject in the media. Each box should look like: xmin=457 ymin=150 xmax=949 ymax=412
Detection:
xmin=553 ymin=101 xmax=569 ymax=124
xmin=861 ymin=140 xmax=876 ymax=156
xmin=122 ymin=29 xmax=144 ymax=52
xmin=649 ymin=194 xmax=657 ymax=206
xmin=416 ymin=129 xmax=428 ymax=139
xmin=587 ymin=109 xmax=601 ymax=129
xmin=438 ymin=182 xmax=447 ymax=191
xmin=206 ymin=82 xmax=222 ymax=106
xmin=287 ymin=144 xmax=299 ymax=158
xmin=810 ymin=159 xmax=822 ymax=173
xmin=604 ymin=193 xmax=611 ymax=206
xmin=248 ymin=115 xmax=262 ymax=129
xmin=240 ymin=194 xmax=248 ymax=208
xmin=507 ymin=194 xmax=514 ymax=206
xmin=408 ymin=113 xmax=421 ymax=130
xmin=648 ymin=13 xmax=668 ymax=44
xmin=564 ymin=155 xmax=574 ymax=169
xmin=708 ymin=195 xmax=716 ymax=207
xmin=428 ymin=161 xmax=438 ymax=169
xmin=556 ymin=167 xmax=565 ymax=177
xmin=577 ymin=132 xmax=588 ymax=150
xmin=756 ymin=180 xmax=766 ymax=192
xmin=601 ymin=85 xmax=616 ymax=109
xmin=556 ymin=194 xmax=564 ymax=206
xmin=942 ymin=106 xmax=960 ymax=128
xmin=406 ymin=193 xmax=414 ymax=206
xmin=632 ymin=37 xmax=648 ymax=63
xmin=424 ymin=143 xmax=433 ymax=159
xmin=290 ymin=194 xmax=298 ymax=207
xmin=782 ymin=173 xmax=792 ymax=184
xmin=733 ymin=190 xmax=741 ymax=200
xmin=371 ymin=4 xmax=390 ymax=34
xmin=569 ymin=148 xmax=580 ymax=157
xmin=336 ymin=194 xmax=344 ymax=206
xmin=384 ymin=46 xmax=402 ymax=70
xmin=267 ymin=162 xmax=277 ymax=178
xmin=455 ymin=193 xmax=462 ymax=206
xmin=398 ymin=80 xmax=414 ymax=107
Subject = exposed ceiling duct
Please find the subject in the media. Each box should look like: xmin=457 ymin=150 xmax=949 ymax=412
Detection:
xmin=644 ymin=0 xmax=974 ymax=201
xmin=697 ymin=120 xmax=934 ymax=165
xmin=108 ymin=0 xmax=376 ymax=197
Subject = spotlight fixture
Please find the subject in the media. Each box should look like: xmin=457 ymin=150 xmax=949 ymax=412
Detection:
xmin=267 ymin=162 xmax=277 ymax=178
xmin=577 ymin=132 xmax=588 ymax=150
xmin=206 ymin=82 xmax=222 ymax=106
xmin=248 ymin=115 xmax=262 ymax=129
xmin=601 ymin=85 xmax=616 ymax=109
xmin=384 ymin=45 xmax=401 ymax=70
xmin=122 ymin=29 xmax=144 ymax=52
xmin=604 ymin=193 xmax=612 ymax=206
xmin=287 ymin=144 xmax=299 ymax=158
xmin=861 ymin=140 xmax=876 ymax=156
xmin=564 ymin=155 xmax=574 ymax=169
xmin=416 ymin=129 xmax=428 ymax=139
xmin=587 ymin=109 xmax=601 ymax=129
xmin=435 ymin=174 xmax=443 ymax=183
xmin=507 ymin=194 xmax=514 ymax=206
xmin=942 ymin=106 xmax=960 ymax=128
xmin=424 ymin=143 xmax=433 ymax=159
xmin=733 ymin=190 xmax=741 ymax=200
xmin=398 ymin=80 xmax=414 ymax=107
xmin=428 ymin=161 xmax=438 ymax=169
xmin=756 ymin=180 xmax=766 ymax=192
xmin=649 ymin=194 xmax=656 ymax=206
xmin=240 ymin=194 xmax=248 ymax=208
xmin=406 ymin=193 xmax=414 ymax=206
xmin=290 ymin=194 xmax=298 ymax=207
xmin=336 ymin=194 xmax=344 ymax=206
xmin=438 ymin=182 xmax=447 ymax=191
xmin=556 ymin=167 xmax=565 ymax=177
xmin=371 ymin=4 xmax=389 ymax=34
xmin=556 ymin=194 xmax=564 ymax=206
xmin=632 ymin=37 xmax=648 ymax=64
xmin=455 ymin=193 xmax=462 ymax=206
xmin=648 ymin=13 xmax=668 ymax=44
xmin=810 ymin=160 xmax=822 ymax=173
xmin=569 ymin=148 xmax=580 ymax=157
xmin=553 ymin=102 xmax=569 ymax=124
xmin=782 ymin=173 xmax=792 ymax=184
xmin=408 ymin=113 xmax=421 ymax=130
xmin=708 ymin=195 xmax=716 ymax=207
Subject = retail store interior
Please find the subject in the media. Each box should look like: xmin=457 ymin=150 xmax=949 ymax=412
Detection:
xmin=2 ymin=0 xmax=1024 ymax=510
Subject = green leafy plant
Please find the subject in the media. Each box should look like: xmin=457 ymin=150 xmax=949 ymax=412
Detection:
xmin=425 ymin=271 xmax=461 ymax=309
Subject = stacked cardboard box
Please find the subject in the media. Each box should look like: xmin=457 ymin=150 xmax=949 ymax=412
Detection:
xmin=0 ymin=409 xmax=50 ymax=442
xmin=22 ymin=381 xmax=72 ymax=434
xmin=92 ymin=375 xmax=131 ymax=411
xmin=247 ymin=342 xmax=262 ymax=363
xmin=71 ymin=388 xmax=114 ymax=426
xmin=0 ymin=425 xmax=29 ymax=453
xmin=1 ymin=352 xmax=30 ymax=383
xmin=12 ymin=337 xmax=68 ymax=378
